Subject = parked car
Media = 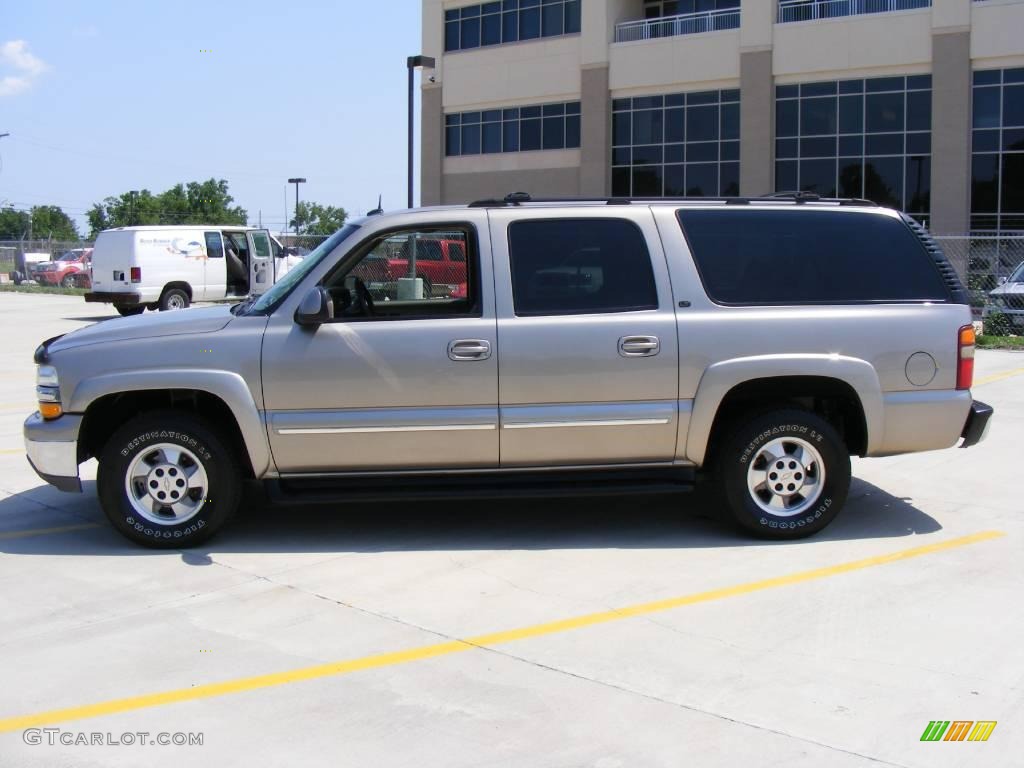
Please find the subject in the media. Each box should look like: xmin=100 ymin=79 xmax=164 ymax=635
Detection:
xmin=984 ymin=260 xmax=1024 ymax=329
xmin=84 ymin=226 xmax=292 ymax=315
xmin=34 ymin=249 xmax=93 ymax=287
xmin=25 ymin=194 xmax=991 ymax=548
xmin=383 ymin=236 xmax=468 ymax=296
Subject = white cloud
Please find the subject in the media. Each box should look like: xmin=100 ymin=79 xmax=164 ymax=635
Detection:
xmin=0 ymin=40 xmax=48 ymax=97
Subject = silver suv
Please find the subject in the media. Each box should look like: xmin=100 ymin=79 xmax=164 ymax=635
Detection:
xmin=24 ymin=195 xmax=993 ymax=547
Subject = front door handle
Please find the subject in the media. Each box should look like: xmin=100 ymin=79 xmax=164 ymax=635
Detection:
xmin=619 ymin=336 xmax=660 ymax=357
xmin=448 ymin=339 xmax=492 ymax=361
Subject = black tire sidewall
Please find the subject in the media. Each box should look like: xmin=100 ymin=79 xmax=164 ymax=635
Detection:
xmin=720 ymin=410 xmax=850 ymax=539
xmin=114 ymin=304 xmax=144 ymax=316
xmin=98 ymin=413 xmax=239 ymax=548
xmin=160 ymin=289 xmax=190 ymax=311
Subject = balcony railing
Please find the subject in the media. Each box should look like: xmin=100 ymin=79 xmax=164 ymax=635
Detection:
xmin=614 ymin=8 xmax=741 ymax=43
xmin=777 ymin=0 xmax=931 ymax=24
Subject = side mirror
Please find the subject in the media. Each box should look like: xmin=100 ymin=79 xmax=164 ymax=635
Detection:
xmin=295 ymin=287 xmax=333 ymax=326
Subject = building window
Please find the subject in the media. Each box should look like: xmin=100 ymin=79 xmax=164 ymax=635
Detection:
xmin=446 ymin=101 xmax=581 ymax=157
xmin=775 ymin=75 xmax=932 ymax=219
xmin=612 ymin=89 xmax=740 ymax=198
xmin=971 ymin=68 xmax=1024 ymax=233
xmin=445 ymin=0 xmax=581 ymax=53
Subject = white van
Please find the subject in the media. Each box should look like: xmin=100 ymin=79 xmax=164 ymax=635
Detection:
xmin=85 ymin=226 xmax=299 ymax=314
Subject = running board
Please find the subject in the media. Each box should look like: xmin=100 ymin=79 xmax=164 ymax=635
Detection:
xmin=265 ymin=467 xmax=696 ymax=506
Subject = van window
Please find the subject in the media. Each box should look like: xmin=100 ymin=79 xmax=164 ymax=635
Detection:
xmin=508 ymin=219 xmax=659 ymax=316
xmin=676 ymin=209 xmax=949 ymax=305
xmin=205 ymin=232 xmax=224 ymax=259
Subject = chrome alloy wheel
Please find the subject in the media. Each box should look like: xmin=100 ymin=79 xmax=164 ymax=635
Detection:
xmin=164 ymin=293 xmax=187 ymax=310
xmin=124 ymin=443 xmax=208 ymax=525
xmin=745 ymin=437 xmax=826 ymax=517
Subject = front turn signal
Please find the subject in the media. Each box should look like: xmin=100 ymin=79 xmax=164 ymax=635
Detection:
xmin=39 ymin=402 xmax=63 ymax=420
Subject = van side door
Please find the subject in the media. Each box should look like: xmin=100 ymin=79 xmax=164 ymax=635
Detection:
xmin=490 ymin=209 xmax=680 ymax=466
xmin=246 ymin=230 xmax=274 ymax=296
xmin=202 ymin=231 xmax=226 ymax=301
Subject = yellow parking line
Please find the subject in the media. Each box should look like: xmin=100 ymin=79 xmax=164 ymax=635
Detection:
xmin=0 ymin=449 xmax=23 ymax=455
xmin=0 ymin=523 xmax=102 ymax=541
xmin=974 ymin=367 xmax=1024 ymax=387
xmin=0 ymin=529 xmax=1004 ymax=734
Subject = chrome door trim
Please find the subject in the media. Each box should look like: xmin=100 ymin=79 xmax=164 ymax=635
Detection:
xmin=278 ymin=424 xmax=497 ymax=435
xmin=502 ymin=418 xmax=670 ymax=430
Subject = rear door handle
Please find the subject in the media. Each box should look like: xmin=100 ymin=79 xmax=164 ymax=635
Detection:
xmin=448 ymin=339 xmax=492 ymax=361
xmin=619 ymin=336 xmax=660 ymax=357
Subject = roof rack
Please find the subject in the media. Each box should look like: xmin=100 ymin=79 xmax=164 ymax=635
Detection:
xmin=467 ymin=192 xmax=879 ymax=208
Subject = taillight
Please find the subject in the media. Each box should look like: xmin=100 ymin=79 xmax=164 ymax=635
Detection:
xmin=957 ymin=325 xmax=975 ymax=390
xmin=130 ymin=267 xmax=142 ymax=283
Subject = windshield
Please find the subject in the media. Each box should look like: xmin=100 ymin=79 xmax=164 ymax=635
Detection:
xmin=246 ymin=224 xmax=360 ymax=314
xmin=1010 ymin=262 xmax=1024 ymax=283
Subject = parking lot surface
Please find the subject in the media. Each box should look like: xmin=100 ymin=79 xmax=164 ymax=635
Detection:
xmin=0 ymin=292 xmax=1021 ymax=767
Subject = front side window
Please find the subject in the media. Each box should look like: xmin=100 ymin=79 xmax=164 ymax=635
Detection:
xmin=324 ymin=227 xmax=477 ymax=321
xmin=677 ymin=209 xmax=948 ymax=305
xmin=508 ymin=219 xmax=659 ymax=316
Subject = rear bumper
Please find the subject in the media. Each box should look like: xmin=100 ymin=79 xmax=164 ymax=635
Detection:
xmin=84 ymin=291 xmax=140 ymax=304
xmin=961 ymin=400 xmax=994 ymax=448
xmin=23 ymin=412 xmax=83 ymax=493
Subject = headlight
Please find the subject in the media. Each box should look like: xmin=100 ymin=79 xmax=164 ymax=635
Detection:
xmin=36 ymin=365 xmax=59 ymax=387
xmin=35 ymin=366 xmax=62 ymax=420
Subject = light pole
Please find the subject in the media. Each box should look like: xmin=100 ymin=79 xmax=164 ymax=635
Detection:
xmin=406 ymin=55 xmax=435 ymax=209
xmin=287 ymin=177 xmax=306 ymax=239
xmin=129 ymin=190 xmax=138 ymax=226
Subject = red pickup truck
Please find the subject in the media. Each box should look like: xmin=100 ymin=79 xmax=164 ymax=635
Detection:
xmin=383 ymin=238 xmax=467 ymax=295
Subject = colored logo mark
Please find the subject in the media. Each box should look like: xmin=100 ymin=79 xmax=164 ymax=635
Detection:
xmin=920 ymin=721 xmax=997 ymax=742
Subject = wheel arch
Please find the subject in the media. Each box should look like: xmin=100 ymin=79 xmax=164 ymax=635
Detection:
xmin=161 ymin=282 xmax=193 ymax=300
xmin=686 ymin=355 xmax=884 ymax=467
xmin=72 ymin=370 xmax=269 ymax=478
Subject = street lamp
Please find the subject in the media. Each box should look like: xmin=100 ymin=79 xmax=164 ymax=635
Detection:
xmin=288 ymin=177 xmax=306 ymax=239
xmin=406 ymin=55 xmax=435 ymax=209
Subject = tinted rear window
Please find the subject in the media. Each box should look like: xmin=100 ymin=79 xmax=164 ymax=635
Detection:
xmin=677 ymin=209 xmax=949 ymax=305
xmin=508 ymin=219 xmax=658 ymax=316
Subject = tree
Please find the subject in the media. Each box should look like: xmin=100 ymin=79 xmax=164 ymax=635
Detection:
xmin=87 ymin=179 xmax=248 ymax=237
xmin=27 ymin=205 xmax=80 ymax=240
xmin=289 ymin=201 xmax=348 ymax=237
xmin=0 ymin=206 xmax=78 ymax=240
xmin=0 ymin=207 xmax=31 ymax=239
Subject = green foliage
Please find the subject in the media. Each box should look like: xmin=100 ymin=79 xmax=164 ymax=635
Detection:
xmin=289 ymin=201 xmax=348 ymax=237
xmin=0 ymin=207 xmax=31 ymax=239
xmin=0 ymin=206 xmax=78 ymax=240
xmin=983 ymin=311 xmax=1016 ymax=337
xmin=87 ymin=179 xmax=248 ymax=237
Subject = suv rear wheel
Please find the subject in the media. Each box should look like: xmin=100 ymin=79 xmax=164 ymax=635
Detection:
xmin=716 ymin=408 xmax=850 ymax=539
xmin=114 ymin=304 xmax=145 ymax=316
xmin=97 ymin=411 xmax=241 ymax=548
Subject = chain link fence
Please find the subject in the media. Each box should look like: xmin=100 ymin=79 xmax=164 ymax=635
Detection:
xmin=935 ymin=236 xmax=1024 ymax=331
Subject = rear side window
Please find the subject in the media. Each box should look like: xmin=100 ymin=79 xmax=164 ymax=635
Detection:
xmin=677 ymin=210 xmax=949 ymax=305
xmin=508 ymin=219 xmax=658 ymax=316
xmin=205 ymin=232 xmax=224 ymax=259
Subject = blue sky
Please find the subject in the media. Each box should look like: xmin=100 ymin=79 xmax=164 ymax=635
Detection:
xmin=0 ymin=0 xmax=423 ymax=235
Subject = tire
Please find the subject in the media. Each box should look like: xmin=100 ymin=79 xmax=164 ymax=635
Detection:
xmin=114 ymin=304 xmax=145 ymax=317
xmin=97 ymin=411 xmax=241 ymax=548
xmin=159 ymin=287 xmax=190 ymax=311
xmin=61 ymin=274 xmax=76 ymax=288
xmin=716 ymin=408 xmax=850 ymax=540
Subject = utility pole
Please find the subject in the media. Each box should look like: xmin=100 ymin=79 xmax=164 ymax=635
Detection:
xmin=287 ymin=178 xmax=306 ymax=239
xmin=129 ymin=190 xmax=138 ymax=226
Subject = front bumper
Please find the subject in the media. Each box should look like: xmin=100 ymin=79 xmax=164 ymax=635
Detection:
xmin=23 ymin=412 xmax=83 ymax=492
xmin=961 ymin=400 xmax=993 ymax=448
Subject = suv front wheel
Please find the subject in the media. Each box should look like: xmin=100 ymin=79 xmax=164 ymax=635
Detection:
xmin=97 ymin=411 xmax=241 ymax=548
xmin=716 ymin=409 xmax=850 ymax=539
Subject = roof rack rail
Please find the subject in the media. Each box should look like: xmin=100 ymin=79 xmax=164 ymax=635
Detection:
xmin=466 ymin=193 xmax=880 ymax=208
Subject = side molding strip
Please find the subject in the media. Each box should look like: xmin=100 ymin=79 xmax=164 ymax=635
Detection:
xmin=503 ymin=419 xmax=670 ymax=430
xmin=279 ymin=424 xmax=497 ymax=435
